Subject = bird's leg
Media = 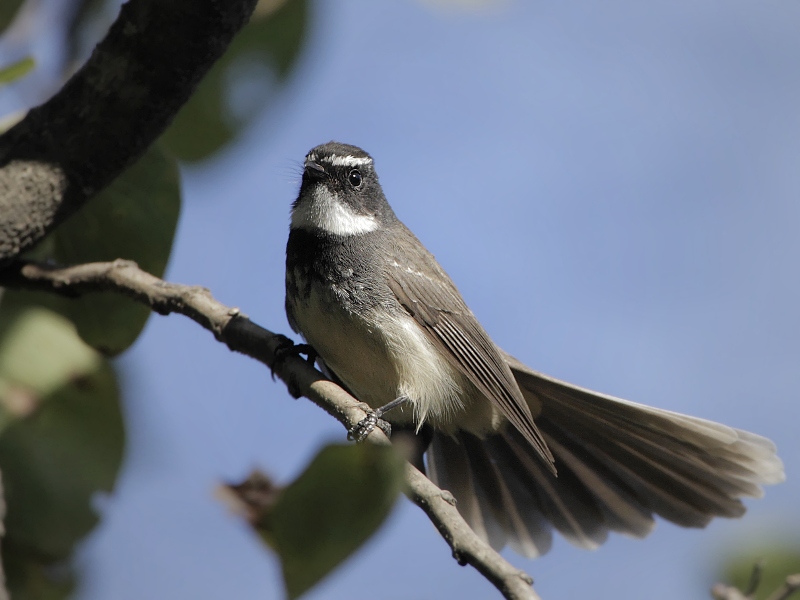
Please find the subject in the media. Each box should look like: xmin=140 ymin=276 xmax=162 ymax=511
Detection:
xmin=348 ymin=396 xmax=410 ymax=442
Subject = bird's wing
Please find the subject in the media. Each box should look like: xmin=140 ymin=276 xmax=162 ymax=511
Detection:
xmin=385 ymin=224 xmax=555 ymax=473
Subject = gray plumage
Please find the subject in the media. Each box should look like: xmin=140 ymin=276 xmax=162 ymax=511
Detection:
xmin=285 ymin=141 xmax=784 ymax=558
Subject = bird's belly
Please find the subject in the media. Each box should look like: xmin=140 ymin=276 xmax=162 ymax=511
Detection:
xmin=290 ymin=285 xmax=404 ymax=405
xmin=292 ymin=288 xmax=399 ymax=407
xmin=290 ymin=286 xmax=501 ymax=434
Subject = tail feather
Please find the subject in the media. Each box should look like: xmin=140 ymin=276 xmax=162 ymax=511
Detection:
xmin=491 ymin=429 xmax=609 ymax=551
xmin=542 ymin=401 xmax=759 ymax=512
xmin=461 ymin=433 xmax=552 ymax=557
xmin=427 ymin=432 xmax=507 ymax=550
xmin=537 ymin=431 xmax=655 ymax=538
xmin=424 ymin=355 xmax=785 ymax=557
xmin=544 ymin=415 xmax=745 ymax=526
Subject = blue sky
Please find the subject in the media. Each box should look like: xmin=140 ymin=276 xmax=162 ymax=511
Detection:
xmin=6 ymin=0 xmax=800 ymax=598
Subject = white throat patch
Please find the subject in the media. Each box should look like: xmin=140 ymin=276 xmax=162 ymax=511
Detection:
xmin=291 ymin=187 xmax=379 ymax=236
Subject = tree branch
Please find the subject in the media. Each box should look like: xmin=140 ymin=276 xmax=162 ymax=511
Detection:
xmin=0 ymin=0 xmax=259 ymax=265
xmin=766 ymin=575 xmax=800 ymax=600
xmin=0 ymin=258 xmax=540 ymax=600
xmin=403 ymin=463 xmax=538 ymax=600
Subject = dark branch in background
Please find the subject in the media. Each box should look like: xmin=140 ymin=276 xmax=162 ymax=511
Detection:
xmin=0 ymin=259 xmax=541 ymax=600
xmin=0 ymin=0 xmax=259 ymax=264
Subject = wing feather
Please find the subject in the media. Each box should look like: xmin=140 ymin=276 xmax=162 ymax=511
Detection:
xmin=385 ymin=225 xmax=555 ymax=471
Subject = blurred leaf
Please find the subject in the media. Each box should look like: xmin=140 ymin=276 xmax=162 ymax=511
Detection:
xmin=0 ymin=306 xmax=124 ymax=597
xmin=222 ymin=444 xmax=404 ymax=599
xmin=2 ymin=548 xmax=73 ymax=600
xmin=161 ymin=0 xmax=308 ymax=161
xmin=0 ymin=359 xmax=122 ymax=557
xmin=0 ymin=57 xmax=35 ymax=86
xmin=267 ymin=443 xmax=403 ymax=599
xmin=0 ymin=0 xmax=26 ymax=34
xmin=2 ymin=143 xmax=181 ymax=355
xmin=719 ymin=545 xmax=800 ymax=600
xmin=0 ymin=307 xmax=99 ymax=432
xmin=52 ymin=143 xmax=181 ymax=354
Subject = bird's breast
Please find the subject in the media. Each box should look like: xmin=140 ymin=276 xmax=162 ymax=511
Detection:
xmin=287 ymin=275 xmax=404 ymax=409
xmin=285 ymin=232 xmax=503 ymax=436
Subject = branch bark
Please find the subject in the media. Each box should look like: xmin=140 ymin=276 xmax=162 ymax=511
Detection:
xmin=0 ymin=259 xmax=540 ymax=600
xmin=0 ymin=0 xmax=259 ymax=265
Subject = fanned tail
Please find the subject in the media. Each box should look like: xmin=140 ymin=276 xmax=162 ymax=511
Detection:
xmin=426 ymin=354 xmax=784 ymax=557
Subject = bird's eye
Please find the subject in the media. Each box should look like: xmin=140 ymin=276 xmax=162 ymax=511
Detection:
xmin=348 ymin=169 xmax=362 ymax=188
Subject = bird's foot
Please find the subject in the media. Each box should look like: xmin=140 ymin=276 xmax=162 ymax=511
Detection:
xmin=271 ymin=336 xmax=318 ymax=397
xmin=347 ymin=396 xmax=409 ymax=442
xmin=348 ymin=407 xmax=393 ymax=442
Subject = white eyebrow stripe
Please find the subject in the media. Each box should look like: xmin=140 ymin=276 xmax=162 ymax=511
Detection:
xmin=291 ymin=187 xmax=379 ymax=236
xmin=309 ymin=154 xmax=372 ymax=168
xmin=304 ymin=152 xmax=373 ymax=169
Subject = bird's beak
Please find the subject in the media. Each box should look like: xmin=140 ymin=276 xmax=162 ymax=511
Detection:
xmin=304 ymin=160 xmax=326 ymax=180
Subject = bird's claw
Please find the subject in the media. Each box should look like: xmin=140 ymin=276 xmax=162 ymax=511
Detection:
xmin=348 ymin=408 xmax=392 ymax=442
xmin=271 ymin=336 xmax=318 ymax=382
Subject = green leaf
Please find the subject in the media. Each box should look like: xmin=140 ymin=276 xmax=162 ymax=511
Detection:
xmin=268 ymin=443 xmax=403 ymax=599
xmin=160 ymin=0 xmax=308 ymax=161
xmin=53 ymin=143 xmax=181 ymax=354
xmin=1 ymin=548 xmax=73 ymax=600
xmin=0 ymin=57 xmax=35 ymax=86
xmin=0 ymin=359 xmax=122 ymax=557
xmin=3 ymin=142 xmax=181 ymax=355
xmin=0 ymin=307 xmax=100 ymax=432
xmin=0 ymin=306 xmax=124 ymax=596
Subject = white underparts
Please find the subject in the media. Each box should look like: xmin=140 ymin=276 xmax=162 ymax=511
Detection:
xmin=380 ymin=314 xmax=466 ymax=429
xmin=291 ymin=187 xmax=379 ymax=236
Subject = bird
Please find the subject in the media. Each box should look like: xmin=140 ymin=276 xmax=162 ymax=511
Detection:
xmin=284 ymin=141 xmax=784 ymax=557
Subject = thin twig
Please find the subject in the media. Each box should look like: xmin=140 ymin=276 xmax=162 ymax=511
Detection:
xmin=711 ymin=583 xmax=749 ymax=600
xmin=0 ymin=259 xmax=540 ymax=600
xmin=765 ymin=574 xmax=800 ymax=600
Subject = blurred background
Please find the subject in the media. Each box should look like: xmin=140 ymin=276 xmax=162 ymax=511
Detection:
xmin=1 ymin=0 xmax=799 ymax=598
